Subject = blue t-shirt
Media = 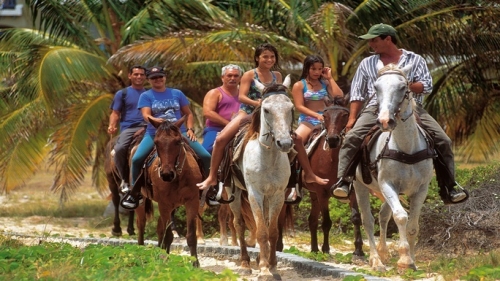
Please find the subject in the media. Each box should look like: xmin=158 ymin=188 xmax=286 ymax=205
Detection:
xmin=110 ymin=86 xmax=146 ymax=131
xmin=138 ymin=88 xmax=190 ymax=135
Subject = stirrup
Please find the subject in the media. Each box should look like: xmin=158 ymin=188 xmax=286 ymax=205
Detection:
xmin=285 ymin=185 xmax=302 ymax=205
xmin=207 ymin=182 xmax=234 ymax=205
xmin=442 ymin=183 xmax=469 ymax=205
xmin=330 ymin=179 xmax=351 ymax=203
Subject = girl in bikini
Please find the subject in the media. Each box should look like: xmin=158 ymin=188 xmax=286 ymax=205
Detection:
xmin=292 ymin=55 xmax=343 ymax=143
xmin=197 ymin=44 xmax=328 ymax=193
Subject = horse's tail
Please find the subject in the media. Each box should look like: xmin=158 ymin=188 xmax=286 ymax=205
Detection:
xmin=144 ymin=198 xmax=154 ymax=221
xmin=281 ymin=203 xmax=295 ymax=234
xmin=241 ymin=191 xmax=257 ymax=232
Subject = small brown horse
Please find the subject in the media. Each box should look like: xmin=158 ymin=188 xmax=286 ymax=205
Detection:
xmin=303 ymin=96 xmax=365 ymax=260
xmin=104 ymin=134 xmax=140 ymax=237
xmin=134 ymin=118 xmax=202 ymax=266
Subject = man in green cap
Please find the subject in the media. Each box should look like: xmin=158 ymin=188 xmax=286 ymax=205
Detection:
xmin=330 ymin=23 xmax=468 ymax=205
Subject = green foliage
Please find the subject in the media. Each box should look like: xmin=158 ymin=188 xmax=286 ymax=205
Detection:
xmin=284 ymin=246 xmax=331 ymax=262
xmin=463 ymin=265 xmax=500 ymax=281
xmin=0 ymin=236 xmax=238 ymax=280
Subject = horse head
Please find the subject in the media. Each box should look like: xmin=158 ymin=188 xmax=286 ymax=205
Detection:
xmin=322 ymin=95 xmax=350 ymax=148
xmin=375 ymin=62 xmax=413 ymax=132
xmin=252 ymin=75 xmax=294 ymax=152
xmin=149 ymin=115 xmax=186 ymax=182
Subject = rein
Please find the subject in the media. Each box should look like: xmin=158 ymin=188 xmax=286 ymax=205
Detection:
xmin=378 ymin=70 xmax=412 ymax=122
xmin=156 ymin=131 xmax=188 ymax=180
xmin=321 ymin=105 xmax=350 ymax=150
xmin=259 ymin=91 xmax=294 ymax=149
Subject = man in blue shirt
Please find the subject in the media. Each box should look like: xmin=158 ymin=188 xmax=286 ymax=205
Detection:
xmin=108 ymin=65 xmax=147 ymax=193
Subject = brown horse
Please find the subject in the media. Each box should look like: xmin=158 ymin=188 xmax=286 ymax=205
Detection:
xmin=303 ymin=96 xmax=365 ymax=260
xmin=134 ymin=118 xmax=202 ymax=266
xmin=104 ymin=134 xmax=141 ymax=237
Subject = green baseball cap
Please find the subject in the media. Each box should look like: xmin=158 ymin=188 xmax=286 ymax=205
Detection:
xmin=358 ymin=23 xmax=397 ymax=40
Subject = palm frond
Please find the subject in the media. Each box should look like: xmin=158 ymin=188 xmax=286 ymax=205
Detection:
xmin=0 ymin=130 xmax=50 ymax=192
xmin=48 ymin=93 xmax=113 ymax=202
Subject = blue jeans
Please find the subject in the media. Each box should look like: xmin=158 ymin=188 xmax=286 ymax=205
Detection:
xmin=201 ymin=127 xmax=223 ymax=154
xmin=131 ymin=133 xmax=211 ymax=185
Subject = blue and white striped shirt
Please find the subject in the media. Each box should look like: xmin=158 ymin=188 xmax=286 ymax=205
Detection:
xmin=350 ymin=49 xmax=433 ymax=107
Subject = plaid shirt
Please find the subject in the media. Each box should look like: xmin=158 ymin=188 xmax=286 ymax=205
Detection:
xmin=350 ymin=49 xmax=433 ymax=107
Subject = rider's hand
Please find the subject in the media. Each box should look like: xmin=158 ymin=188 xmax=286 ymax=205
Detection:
xmin=107 ymin=126 xmax=117 ymax=134
xmin=316 ymin=113 xmax=324 ymax=122
xmin=322 ymin=67 xmax=332 ymax=80
xmin=187 ymin=129 xmax=197 ymax=141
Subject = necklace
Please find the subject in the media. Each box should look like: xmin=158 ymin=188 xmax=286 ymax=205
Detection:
xmin=306 ymin=78 xmax=321 ymax=88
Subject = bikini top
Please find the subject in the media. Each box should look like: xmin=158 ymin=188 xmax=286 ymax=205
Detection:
xmin=302 ymin=79 xmax=328 ymax=101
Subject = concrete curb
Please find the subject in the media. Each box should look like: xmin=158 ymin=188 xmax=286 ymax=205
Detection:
xmin=2 ymin=232 xmax=388 ymax=280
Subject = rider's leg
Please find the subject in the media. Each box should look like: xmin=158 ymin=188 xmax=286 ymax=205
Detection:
xmin=332 ymin=106 xmax=377 ymax=198
xmin=196 ymin=111 xmax=247 ymax=190
xmin=416 ymin=105 xmax=467 ymax=204
xmin=121 ymin=134 xmax=154 ymax=209
xmin=114 ymin=126 xmax=141 ymax=193
xmin=201 ymin=128 xmax=221 ymax=155
xmin=185 ymin=134 xmax=212 ymax=177
xmin=295 ymin=123 xmax=313 ymax=144
xmin=293 ymin=134 xmax=328 ymax=185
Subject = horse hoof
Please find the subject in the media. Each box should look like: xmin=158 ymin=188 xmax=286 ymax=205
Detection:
xmin=351 ymin=255 xmax=367 ymax=266
xmin=237 ymin=267 xmax=253 ymax=275
xmin=111 ymin=230 xmax=122 ymax=236
xmin=398 ymin=264 xmax=417 ymax=274
xmin=127 ymin=231 xmax=135 ymax=236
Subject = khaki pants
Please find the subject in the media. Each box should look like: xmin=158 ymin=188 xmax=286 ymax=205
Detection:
xmin=338 ymin=105 xmax=455 ymax=187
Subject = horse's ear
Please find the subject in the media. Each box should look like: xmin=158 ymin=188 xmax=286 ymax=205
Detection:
xmin=253 ymin=78 xmax=265 ymax=92
xmin=149 ymin=117 xmax=163 ymax=129
xmin=282 ymin=74 xmax=291 ymax=89
xmin=174 ymin=115 xmax=187 ymax=128
xmin=376 ymin=60 xmax=384 ymax=71
xmin=341 ymin=94 xmax=350 ymax=107
xmin=324 ymin=95 xmax=334 ymax=107
xmin=401 ymin=64 xmax=412 ymax=78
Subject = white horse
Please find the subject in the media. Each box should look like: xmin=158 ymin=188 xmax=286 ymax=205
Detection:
xmin=353 ymin=63 xmax=434 ymax=272
xmin=227 ymin=76 xmax=294 ymax=279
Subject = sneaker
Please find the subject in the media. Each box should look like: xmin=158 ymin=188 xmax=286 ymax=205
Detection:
xmin=449 ymin=188 xmax=467 ymax=203
xmin=120 ymin=193 xmax=143 ymax=210
xmin=330 ymin=178 xmax=350 ymax=198
xmin=120 ymin=181 xmax=130 ymax=194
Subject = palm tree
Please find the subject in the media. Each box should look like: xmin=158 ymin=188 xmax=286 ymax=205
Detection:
xmin=0 ymin=0 xmax=156 ymax=199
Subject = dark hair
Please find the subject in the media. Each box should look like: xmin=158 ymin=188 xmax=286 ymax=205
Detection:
xmin=379 ymin=34 xmax=397 ymax=45
xmin=129 ymin=65 xmax=146 ymax=74
xmin=299 ymin=55 xmax=325 ymax=80
xmin=254 ymin=43 xmax=279 ymax=68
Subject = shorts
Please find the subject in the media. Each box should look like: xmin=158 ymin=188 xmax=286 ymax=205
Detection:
xmin=298 ymin=112 xmax=322 ymax=127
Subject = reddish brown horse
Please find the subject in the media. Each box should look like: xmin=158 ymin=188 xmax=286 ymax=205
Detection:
xmin=134 ymin=118 xmax=202 ymax=265
xmin=303 ymin=96 xmax=364 ymax=260
xmin=104 ymin=134 xmax=141 ymax=237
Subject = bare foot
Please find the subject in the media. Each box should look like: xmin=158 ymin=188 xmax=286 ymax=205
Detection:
xmin=197 ymin=176 xmax=217 ymax=190
xmin=304 ymin=173 xmax=329 ymax=185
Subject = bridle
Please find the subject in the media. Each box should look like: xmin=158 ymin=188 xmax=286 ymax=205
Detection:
xmin=156 ymin=133 xmax=188 ymax=180
xmin=259 ymin=91 xmax=295 ymax=149
xmin=320 ymin=105 xmax=350 ymax=150
xmin=377 ymin=69 xmax=413 ymax=122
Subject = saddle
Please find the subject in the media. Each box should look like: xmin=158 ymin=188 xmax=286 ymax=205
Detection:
xmin=219 ymin=115 xmax=252 ymax=190
xmin=304 ymin=125 xmax=325 ymax=156
xmin=218 ymin=114 xmax=300 ymax=201
xmin=358 ymin=120 xmax=436 ymax=184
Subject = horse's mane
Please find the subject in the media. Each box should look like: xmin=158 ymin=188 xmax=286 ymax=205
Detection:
xmin=377 ymin=63 xmax=404 ymax=77
xmin=243 ymin=84 xmax=289 ymax=147
xmin=157 ymin=120 xmax=181 ymax=135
